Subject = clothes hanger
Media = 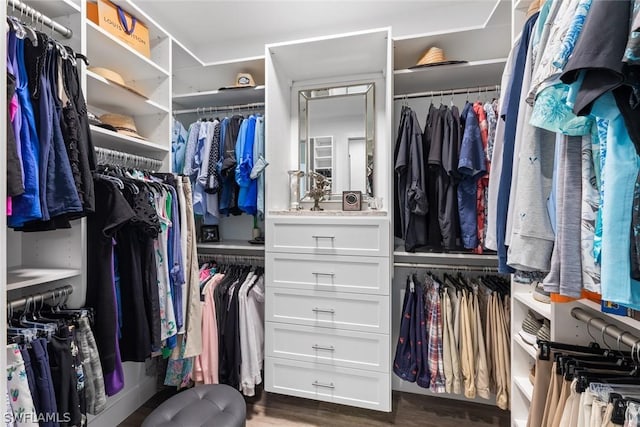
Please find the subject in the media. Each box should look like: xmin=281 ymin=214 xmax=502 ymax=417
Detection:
xmin=17 ymin=298 xmax=56 ymax=339
xmin=537 ymin=340 xmax=609 ymax=361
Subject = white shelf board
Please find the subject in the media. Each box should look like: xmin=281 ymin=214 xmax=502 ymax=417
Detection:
xmin=394 ymin=58 xmax=507 ymax=95
xmin=393 ymin=249 xmax=499 ymax=268
xmin=172 ymin=57 xmax=265 ymax=95
xmin=17 ymin=0 xmax=80 ymax=18
xmin=90 ymin=125 xmax=169 ymax=159
xmin=514 ymin=333 xmax=537 ymax=359
xmin=86 ymin=71 xmax=169 ymax=116
xmin=7 ymin=267 xmax=82 ymax=291
xmin=173 ymin=86 xmax=265 ymax=111
xmin=513 ymin=376 xmax=533 ymax=402
xmin=514 ymin=0 xmax=534 ymax=11
xmin=575 ymin=298 xmax=640 ymax=331
xmin=394 ymin=26 xmax=511 ymax=70
xmin=86 ymin=21 xmax=169 ymax=82
xmin=267 ymin=28 xmax=388 ymax=83
xmin=197 ymin=240 xmax=265 ymax=257
xmin=513 ymin=291 xmax=552 ymax=320
xmin=514 ymin=419 xmax=527 ymax=427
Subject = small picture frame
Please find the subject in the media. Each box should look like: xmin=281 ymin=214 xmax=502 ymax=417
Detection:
xmin=342 ymin=191 xmax=362 ymax=211
xmin=201 ymin=225 xmax=220 ymax=242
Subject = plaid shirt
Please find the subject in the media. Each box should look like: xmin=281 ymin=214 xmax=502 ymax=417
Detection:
xmin=426 ymin=276 xmax=446 ymax=393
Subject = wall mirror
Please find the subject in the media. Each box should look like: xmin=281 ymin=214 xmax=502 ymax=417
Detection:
xmin=298 ymin=83 xmax=375 ymax=200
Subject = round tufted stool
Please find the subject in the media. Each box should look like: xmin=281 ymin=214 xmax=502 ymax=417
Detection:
xmin=141 ymin=384 xmax=246 ymax=427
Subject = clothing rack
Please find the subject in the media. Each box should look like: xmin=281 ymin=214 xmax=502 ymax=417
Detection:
xmin=571 ymin=307 xmax=639 ymax=350
xmin=394 ymin=84 xmax=501 ymax=101
xmin=7 ymin=0 xmax=74 ymax=39
xmin=394 ymin=262 xmax=500 ymax=273
xmin=173 ymin=102 xmax=265 ymax=116
xmin=7 ymin=284 xmax=74 ymax=312
xmin=95 ymin=147 xmax=163 ymax=171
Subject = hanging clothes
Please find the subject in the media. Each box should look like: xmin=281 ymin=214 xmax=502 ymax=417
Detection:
xmin=394 ymin=271 xmax=510 ymax=408
xmin=175 ymin=113 xmax=267 ymax=229
xmin=395 ymin=106 xmax=428 ymax=252
xmin=5 ymin=22 xmax=96 ymax=231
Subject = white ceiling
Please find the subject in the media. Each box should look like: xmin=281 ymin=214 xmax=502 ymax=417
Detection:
xmin=134 ymin=0 xmax=501 ymax=64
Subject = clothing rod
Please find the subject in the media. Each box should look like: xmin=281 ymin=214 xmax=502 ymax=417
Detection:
xmin=394 ymin=84 xmax=501 ymax=100
xmin=173 ymin=102 xmax=265 ymax=116
xmin=8 ymin=285 xmax=74 ymax=312
xmin=95 ymin=147 xmax=163 ymax=170
xmin=7 ymin=0 xmax=73 ymax=39
xmin=393 ymin=262 xmax=499 ymax=272
xmin=571 ymin=307 xmax=640 ymax=349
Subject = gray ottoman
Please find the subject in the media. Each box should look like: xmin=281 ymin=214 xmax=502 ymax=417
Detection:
xmin=142 ymin=384 xmax=246 ymax=427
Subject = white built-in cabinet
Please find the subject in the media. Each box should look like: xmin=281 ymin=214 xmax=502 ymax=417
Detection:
xmin=264 ymin=28 xmax=394 ymax=411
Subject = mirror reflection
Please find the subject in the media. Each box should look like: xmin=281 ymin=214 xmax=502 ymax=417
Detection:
xmin=299 ymin=83 xmax=374 ymax=200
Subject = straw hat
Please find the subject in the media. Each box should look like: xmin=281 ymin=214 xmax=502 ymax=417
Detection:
xmin=99 ymin=113 xmax=147 ymax=140
xmin=89 ymin=67 xmax=147 ymax=98
xmin=410 ymin=47 xmax=467 ymax=69
xmin=220 ymin=73 xmax=256 ymax=90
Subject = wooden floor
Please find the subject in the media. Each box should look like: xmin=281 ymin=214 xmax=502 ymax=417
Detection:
xmin=119 ymin=387 xmax=510 ymax=426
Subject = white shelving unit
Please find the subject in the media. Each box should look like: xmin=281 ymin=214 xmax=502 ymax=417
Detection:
xmin=173 ymin=86 xmax=265 ymax=111
xmin=513 ymin=333 xmax=537 ymax=360
xmin=197 ymin=240 xmax=264 ymax=257
xmin=84 ymin=2 xmax=172 ymax=425
xmin=264 ymin=27 xmax=394 ymax=412
xmin=7 ymin=267 xmax=82 ymax=291
xmin=86 ymin=21 xmax=169 ymax=79
xmin=392 ymin=1 xmax=510 ymax=96
xmin=86 ymin=70 xmax=170 ymax=116
xmin=90 ymin=125 xmax=169 ymax=159
xmin=513 ymin=287 xmax=552 ymax=320
xmin=171 ymin=42 xmax=267 ymax=246
xmin=513 ymin=375 xmax=533 ymax=402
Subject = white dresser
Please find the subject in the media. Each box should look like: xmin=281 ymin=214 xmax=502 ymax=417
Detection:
xmin=264 ymin=215 xmax=392 ymax=411
xmin=264 ymin=27 xmax=393 ymax=411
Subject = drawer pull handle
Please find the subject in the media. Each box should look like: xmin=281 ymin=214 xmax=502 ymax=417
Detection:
xmin=312 ymin=344 xmax=335 ymax=352
xmin=312 ymin=272 xmax=335 ymax=278
xmin=312 ymin=235 xmax=335 ymax=240
xmin=312 ymin=381 xmax=335 ymax=389
xmin=312 ymin=307 xmax=335 ymax=314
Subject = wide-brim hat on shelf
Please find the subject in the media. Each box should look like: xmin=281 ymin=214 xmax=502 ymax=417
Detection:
xmin=409 ymin=46 xmax=467 ymax=69
xmin=99 ymin=113 xmax=147 ymax=140
xmin=219 ymin=73 xmax=257 ymax=90
xmin=89 ymin=66 xmax=147 ymax=98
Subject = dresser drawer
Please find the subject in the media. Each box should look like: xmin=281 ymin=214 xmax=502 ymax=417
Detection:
xmin=266 ymin=323 xmax=389 ymax=372
xmin=266 ymin=252 xmax=390 ymax=295
xmin=266 ymin=217 xmax=389 ymax=257
xmin=266 ymin=288 xmax=389 ymax=334
xmin=265 ymin=357 xmax=391 ymax=412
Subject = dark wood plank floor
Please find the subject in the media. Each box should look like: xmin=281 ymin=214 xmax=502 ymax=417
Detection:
xmin=119 ymin=387 xmax=510 ymax=426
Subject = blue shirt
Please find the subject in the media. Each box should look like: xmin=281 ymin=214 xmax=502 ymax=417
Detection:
xmin=237 ymin=116 xmax=258 ymax=215
xmin=496 ymin=12 xmax=539 ymax=273
xmin=172 ymin=118 xmax=188 ymax=174
xmin=593 ymin=92 xmax=640 ymax=309
xmin=457 ymin=102 xmax=486 ymax=249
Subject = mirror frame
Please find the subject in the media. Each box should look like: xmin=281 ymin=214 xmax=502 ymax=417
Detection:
xmin=298 ymin=82 xmax=375 ymax=200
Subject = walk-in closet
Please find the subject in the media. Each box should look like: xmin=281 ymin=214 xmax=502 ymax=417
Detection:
xmin=2 ymin=1 xmax=639 ymax=426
